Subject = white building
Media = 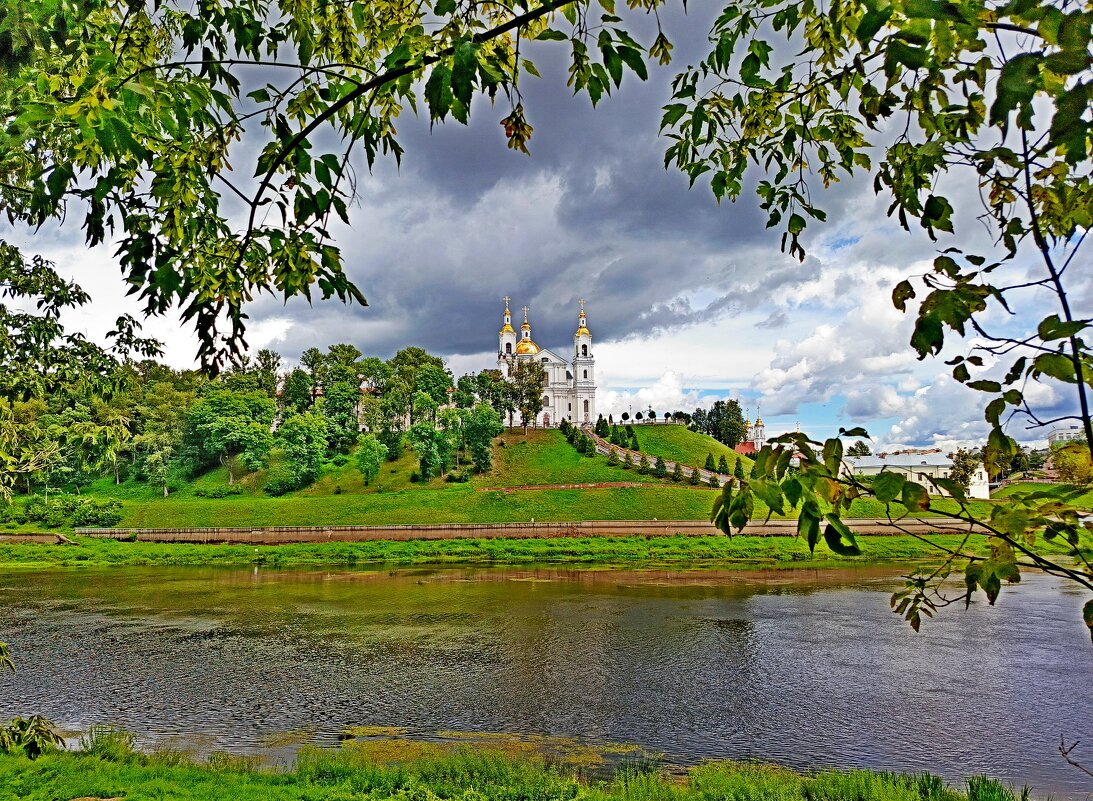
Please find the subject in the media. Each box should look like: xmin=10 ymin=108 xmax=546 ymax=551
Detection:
xmin=1048 ymin=425 xmax=1086 ymax=447
xmin=497 ymin=298 xmax=596 ymax=427
xmin=844 ymin=452 xmax=990 ymax=499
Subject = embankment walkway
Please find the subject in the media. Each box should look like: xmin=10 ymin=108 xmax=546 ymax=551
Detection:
xmin=73 ymin=518 xmax=975 ymax=545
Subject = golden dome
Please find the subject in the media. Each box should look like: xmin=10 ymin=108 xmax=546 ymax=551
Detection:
xmin=576 ymin=325 xmax=590 ymax=336
xmin=755 ymin=417 xmax=764 ymax=426
xmin=500 ymin=322 xmax=515 ymax=335
xmin=515 ymin=339 xmax=541 ymax=355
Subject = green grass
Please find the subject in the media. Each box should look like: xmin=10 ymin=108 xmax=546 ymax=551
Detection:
xmin=0 ymin=738 xmax=1010 ymax=801
xmin=0 ymin=533 xmax=1014 ymax=570
xmin=1 ymin=429 xmax=1004 ymax=534
xmin=629 ymin=425 xmax=753 ymax=471
xmin=992 ymin=481 xmax=1093 ymax=509
xmin=477 ymin=429 xmax=661 ymax=486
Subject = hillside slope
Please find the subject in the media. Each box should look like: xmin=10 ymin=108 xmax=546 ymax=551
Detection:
xmin=629 ymin=425 xmax=752 ymax=471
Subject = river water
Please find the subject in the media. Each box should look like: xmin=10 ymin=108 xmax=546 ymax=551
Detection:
xmin=0 ymin=565 xmax=1090 ymax=796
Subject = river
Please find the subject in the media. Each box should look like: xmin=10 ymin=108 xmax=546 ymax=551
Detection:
xmin=0 ymin=565 xmax=1090 ymax=796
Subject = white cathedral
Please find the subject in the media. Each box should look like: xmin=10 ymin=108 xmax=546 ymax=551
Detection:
xmin=497 ymin=297 xmax=597 ymax=427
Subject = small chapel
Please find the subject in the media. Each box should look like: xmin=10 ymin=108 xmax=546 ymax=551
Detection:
xmin=497 ymin=297 xmax=597 ymax=427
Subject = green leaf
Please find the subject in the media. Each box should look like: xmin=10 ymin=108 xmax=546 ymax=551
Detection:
xmin=823 ymin=514 xmax=862 ymax=555
xmin=450 ymin=41 xmax=478 ymax=111
xmin=1032 ymin=352 xmax=1078 ymax=382
xmin=901 ymin=481 xmax=930 ymax=512
xmin=872 ymin=472 xmax=906 ymax=503
xmin=1037 ymin=314 xmax=1088 ymax=341
xmin=535 ymin=29 xmax=569 ymax=41
xmin=799 ymin=499 xmax=821 ymax=553
xmin=892 ymin=280 xmax=916 ymax=312
xmin=857 ymin=8 xmax=892 ymax=43
xmin=616 ymin=45 xmax=648 ymax=81
xmin=434 ymin=0 xmax=456 ymax=14
xmin=1084 ymin=599 xmax=1093 ymax=644
xmin=967 ymin=380 xmax=1002 ymax=392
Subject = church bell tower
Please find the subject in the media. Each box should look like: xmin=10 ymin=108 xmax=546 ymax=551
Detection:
xmin=573 ymin=299 xmax=596 ymax=423
xmin=497 ymin=296 xmax=517 ymax=368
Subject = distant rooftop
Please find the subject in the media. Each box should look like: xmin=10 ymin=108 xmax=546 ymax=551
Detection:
xmin=847 ymin=454 xmax=953 ymax=468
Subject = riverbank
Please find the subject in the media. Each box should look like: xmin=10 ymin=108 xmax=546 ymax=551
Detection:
xmin=0 ymin=742 xmax=1020 ymax=801
xmin=0 ymin=533 xmax=1013 ymax=569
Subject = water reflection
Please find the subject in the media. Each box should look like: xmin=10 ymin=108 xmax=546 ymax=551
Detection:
xmin=0 ymin=566 xmax=1090 ymax=797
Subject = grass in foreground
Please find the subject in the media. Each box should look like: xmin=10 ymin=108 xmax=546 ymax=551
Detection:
xmin=0 ymin=533 xmax=1020 ymax=570
xmin=0 ymin=736 xmax=1027 ymax=801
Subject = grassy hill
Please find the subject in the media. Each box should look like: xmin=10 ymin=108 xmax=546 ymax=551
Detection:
xmin=629 ymin=424 xmax=752 ymax=471
xmin=3 ymin=428 xmax=1006 ymax=533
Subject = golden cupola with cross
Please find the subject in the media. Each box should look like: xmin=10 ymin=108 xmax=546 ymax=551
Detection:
xmin=515 ymin=306 xmax=541 ymax=355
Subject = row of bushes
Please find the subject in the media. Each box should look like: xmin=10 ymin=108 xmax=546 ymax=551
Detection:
xmin=3 ymin=495 xmax=123 ymax=528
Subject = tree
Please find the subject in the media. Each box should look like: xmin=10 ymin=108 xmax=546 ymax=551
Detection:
xmin=407 ymin=421 xmax=444 ymax=480
xmin=277 ymin=412 xmax=328 ymax=489
xmin=714 ymin=454 xmax=727 ymax=475
xmin=320 ymin=382 xmax=361 ymax=454
xmin=621 ymin=452 xmax=634 ymax=471
xmin=465 ymin=403 xmax=503 ymax=473
xmin=416 ymin=364 xmax=455 ymax=408
xmin=649 ymin=410 xmax=657 ymax=422
xmin=704 ymin=453 xmax=716 ymax=471
xmin=1054 ymin=444 xmax=1093 ymax=486
xmin=621 ymin=413 xmax=630 ymax=422
xmin=280 ymin=369 xmax=313 ymax=415
xmin=300 ymin=349 xmax=328 ymax=400
xmin=708 ymin=473 xmax=720 ymax=489
xmin=671 ymin=461 xmax=683 ymax=482
xmin=690 ymin=464 xmax=701 ymax=485
xmin=355 ymin=434 xmax=389 ymax=486
xmin=733 ymin=458 xmax=745 ymax=482
xmin=635 ymin=412 xmax=643 ymax=422
xmin=253 ymin=350 xmax=282 ymax=399
xmin=949 ymin=449 xmax=983 ymax=494
xmin=607 ymin=447 xmax=620 ymax=467
xmin=508 ymin=360 xmax=546 ymax=434
xmin=181 ymin=389 xmax=274 ymax=484
xmin=638 ymin=454 xmax=651 ymax=475
xmin=847 ymin=441 xmax=873 ymax=457
xmin=666 ymin=0 xmax=1093 ymax=633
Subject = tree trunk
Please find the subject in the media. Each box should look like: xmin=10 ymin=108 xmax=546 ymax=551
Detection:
xmin=163 ymin=483 xmax=169 ymax=498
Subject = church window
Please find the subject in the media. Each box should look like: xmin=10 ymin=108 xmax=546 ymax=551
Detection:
xmin=541 ymin=357 xmax=548 ymax=363
xmin=582 ymin=370 xmax=588 ymax=379
xmin=505 ymin=343 xmax=512 ymax=355
xmin=568 ymin=403 xmax=572 ymax=411
xmin=583 ymin=400 xmax=589 ymax=414
xmin=582 ymin=344 xmax=588 ymax=357
xmin=543 ymin=395 xmax=550 ymax=406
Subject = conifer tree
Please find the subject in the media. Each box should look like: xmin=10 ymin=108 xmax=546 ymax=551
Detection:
xmin=734 ymin=458 xmax=746 ymax=481
xmin=607 ymin=447 xmax=620 ymax=467
xmin=704 ymin=453 xmax=715 ymax=471
xmin=690 ymin=465 xmax=701 ymax=485
xmin=638 ymin=454 xmax=651 ymax=475
xmin=621 ymin=452 xmax=634 ymax=471
xmin=671 ymin=462 xmax=683 ymax=482
xmin=630 ymin=433 xmax=640 ymax=451
xmin=653 ymin=456 xmax=668 ymax=478
xmin=718 ymin=454 xmax=729 ymax=474
xmin=708 ymin=473 xmax=720 ymax=489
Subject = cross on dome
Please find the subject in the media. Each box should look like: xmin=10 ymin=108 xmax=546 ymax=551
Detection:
xmin=522 ymin=305 xmax=530 ymax=323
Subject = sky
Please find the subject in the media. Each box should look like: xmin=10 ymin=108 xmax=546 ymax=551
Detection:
xmin=10 ymin=3 xmax=1089 ymax=452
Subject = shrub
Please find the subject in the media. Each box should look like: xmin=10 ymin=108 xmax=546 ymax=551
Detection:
xmin=718 ymin=454 xmax=729 ymax=474
xmin=704 ymin=453 xmax=716 ymax=471
xmin=409 ymin=471 xmax=421 ymax=483
xmin=637 ymin=455 xmax=651 ymax=475
xmin=0 ymin=715 xmax=64 ymax=759
xmin=23 ymin=496 xmax=47 ymax=522
xmin=79 ymin=726 xmax=136 ymax=761
xmin=43 ymin=508 xmax=66 ymax=528
xmin=690 ymin=465 xmax=701 ymax=485
xmin=652 ymin=456 xmax=668 ymax=478
xmin=263 ymin=468 xmax=299 ymax=497
xmin=708 ymin=473 xmax=720 ymax=489
xmin=671 ymin=462 xmax=683 ymax=482
xmin=445 ymin=471 xmax=471 ymax=483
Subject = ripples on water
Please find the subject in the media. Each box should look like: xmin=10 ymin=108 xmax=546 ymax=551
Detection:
xmin=0 ymin=566 xmax=1090 ymax=797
